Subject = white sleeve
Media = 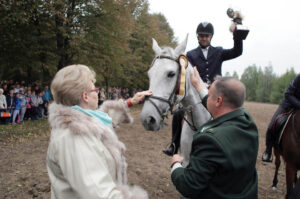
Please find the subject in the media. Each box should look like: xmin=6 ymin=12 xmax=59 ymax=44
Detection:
xmin=4 ymin=97 xmax=7 ymax=108
xmin=199 ymin=89 xmax=208 ymax=100
xmin=57 ymin=135 xmax=122 ymax=199
xmin=171 ymin=162 xmax=183 ymax=174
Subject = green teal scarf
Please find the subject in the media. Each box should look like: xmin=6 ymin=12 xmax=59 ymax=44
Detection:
xmin=71 ymin=105 xmax=112 ymax=127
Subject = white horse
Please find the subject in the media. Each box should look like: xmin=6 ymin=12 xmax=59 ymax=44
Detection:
xmin=140 ymin=35 xmax=211 ymax=166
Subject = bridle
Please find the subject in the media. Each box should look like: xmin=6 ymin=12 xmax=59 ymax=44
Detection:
xmin=145 ymin=55 xmax=188 ymax=121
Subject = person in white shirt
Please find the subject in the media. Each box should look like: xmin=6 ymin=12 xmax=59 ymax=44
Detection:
xmin=47 ymin=64 xmax=151 ymax=199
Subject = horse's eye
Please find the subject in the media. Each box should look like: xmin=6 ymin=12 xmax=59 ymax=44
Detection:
xmin=167 ymin=71 xmax=176 ymax=78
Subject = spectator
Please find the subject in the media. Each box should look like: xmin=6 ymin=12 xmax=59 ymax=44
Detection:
xmin=2 ymin=84 xmax=9 ymax=95
xmin=12 ymin=93 xmax=21 ymax=124
xmin=0 ymin=88 xmax=7 ymax=110
xmin=38 ymin=90 xmax=45 ymax=118
xmin=14 ymin=83 xmax=20 ymax=94
xmin=19 ymin=88 xmax=27 ymax=123
xmin=42 ymin=85 xmax=52 ymax=116
xmin=24 ymin=90 xmax=32 ymax=120
xmin=30 ymin=90 xmax=40 ymax=120
xmin=98 ymin=88 xmax=106 ymax=105
xmin=43 ymin=85 xmax=52 ymax=101
xmin=0 ymin=88 xmax=7 ymax=124
xmin=34 ymin=85 xmax=40 ymax=94
xmin=6 ymin=88 xmax=15 ymax=124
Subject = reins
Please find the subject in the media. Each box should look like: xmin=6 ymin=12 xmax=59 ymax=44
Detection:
xmin=145 ymin=54 xmax=204 ymax=131
xmin=145 ymin=55 xmax=187 ymax=121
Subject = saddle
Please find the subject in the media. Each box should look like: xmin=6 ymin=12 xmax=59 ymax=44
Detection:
xmin=273 ymin=109 xmax=294 ymax=146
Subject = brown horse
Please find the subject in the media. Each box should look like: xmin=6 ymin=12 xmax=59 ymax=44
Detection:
xmin=271 ymin=110 xmax=300 ymax=199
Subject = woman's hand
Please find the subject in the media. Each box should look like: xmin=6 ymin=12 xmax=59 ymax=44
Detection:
xmin=131 ymin=90 xmax=152 ymax=105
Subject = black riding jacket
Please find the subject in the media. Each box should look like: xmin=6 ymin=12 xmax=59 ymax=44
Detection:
xmin=282 ymin=74 xmax=300 ymax=110
xmin=186 ymin=38 xmax=243 ymax=83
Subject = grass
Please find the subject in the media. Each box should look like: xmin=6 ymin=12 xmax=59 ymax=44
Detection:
xmin=0 ymin=104 xmax=144 ymax=142
xmin=0 ymin=118 xmax=50 ymax=142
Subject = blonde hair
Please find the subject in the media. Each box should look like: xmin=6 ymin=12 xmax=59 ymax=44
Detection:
xmin=51 ymin=64 xmax=96 ymax=106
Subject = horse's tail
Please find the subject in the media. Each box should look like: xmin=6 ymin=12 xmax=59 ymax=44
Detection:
xmin=288 ymin=177 xmax=300 ymax=199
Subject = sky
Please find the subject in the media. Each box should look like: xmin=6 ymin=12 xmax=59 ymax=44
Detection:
xmin=148 ymin=0 xmax=300 ymax=77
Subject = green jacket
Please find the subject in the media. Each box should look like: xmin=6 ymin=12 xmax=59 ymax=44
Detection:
xmin=171 ymin=108 xmax=258 ymax=199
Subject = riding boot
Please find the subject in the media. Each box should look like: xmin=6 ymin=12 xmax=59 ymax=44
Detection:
xmin=163 ymin=109 xmax=185 ymax=156
xmin=262 ymin=128 xmax=273 ymax=162
xmin=262 ymin=109 xmax=282 ymax=163
xmin=262 ymin=145 xmax=273 ymax=162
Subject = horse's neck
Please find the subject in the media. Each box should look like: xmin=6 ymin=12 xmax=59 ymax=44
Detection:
xmin=181 ymin=78 xmax=211 ymax=130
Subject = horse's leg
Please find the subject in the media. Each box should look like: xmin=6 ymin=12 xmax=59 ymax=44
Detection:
xmin=180 ymin=122 xmax=194 ymax=167
xmin=272 ymin=148 xmax=281 ymax=189
xmin=285 ymin=162 xmax=297 ymax=199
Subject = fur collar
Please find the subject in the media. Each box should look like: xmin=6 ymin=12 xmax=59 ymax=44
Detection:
xmin=48 ymin=102 xmax=127 ymax=184
xmin=48 ymin=102 xmax=148 ymax=198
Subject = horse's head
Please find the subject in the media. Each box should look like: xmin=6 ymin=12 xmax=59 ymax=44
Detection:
xmin=140 ymin=35 xmax=189 ymax=131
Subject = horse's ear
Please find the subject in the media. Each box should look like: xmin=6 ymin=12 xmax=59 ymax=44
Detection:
xmin=152 ymin=38 xmax=162 ymax=56
xmin=175 ymin=34 xmax=188 ymax=55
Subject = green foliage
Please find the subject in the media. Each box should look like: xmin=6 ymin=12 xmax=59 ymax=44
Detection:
xmin=0 ymin=0 xmax=176 ymax=89
xmin=232 ymin=71 xmax=239 ymax=80
xmin=240 ymin=65 xmax=259 ymax=101
xmin=241 ymin=65 xmax=297 ymax=104
xmin=255 ymin=66 xmax=274 ymax=102
xmin=270 ymin=68 xmax=296 ymax=104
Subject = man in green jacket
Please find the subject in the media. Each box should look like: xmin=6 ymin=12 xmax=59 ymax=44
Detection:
xmin=170 ymin=67 xmax=258 ymax=199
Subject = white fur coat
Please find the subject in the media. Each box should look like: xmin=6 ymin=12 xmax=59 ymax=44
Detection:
xmin=46 ymin=100 xmax=148 ymax=199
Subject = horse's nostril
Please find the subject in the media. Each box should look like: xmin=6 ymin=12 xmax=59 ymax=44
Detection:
xmin=148 ymin=116 xmax=156 ymax=125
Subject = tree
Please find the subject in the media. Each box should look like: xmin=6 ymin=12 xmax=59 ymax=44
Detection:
xmin=270 ymin=68 xmax=296 ymax=104
xmin=255 ymin=65 xmax=275 ymax=102
xmin=240 ymin=65 xmax=259 ymax=101
xmin=0 ymin=0 xmax=176 ymax=88
xmin=232 ymin=71 xmax=239 ymax=80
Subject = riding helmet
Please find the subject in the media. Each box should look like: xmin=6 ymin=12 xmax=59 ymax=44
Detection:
xmin=196 ymin=22 xmax=214 ymax=35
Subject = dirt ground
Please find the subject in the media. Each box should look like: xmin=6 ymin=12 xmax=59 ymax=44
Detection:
xmin=0 ymin=102 xmax=289 ymax=198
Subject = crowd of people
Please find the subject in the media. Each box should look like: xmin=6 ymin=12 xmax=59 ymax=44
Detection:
xmin=98 ymin=87 xmax=143 ymax=105
xmin=0 ymin=80 xmax=52 ymax=124
xmin=0 ymin=80 xmax=142 ymax=125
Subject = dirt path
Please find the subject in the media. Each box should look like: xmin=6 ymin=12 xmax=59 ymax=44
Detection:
xmin=0 ymin=102 xmax=288 ymax=198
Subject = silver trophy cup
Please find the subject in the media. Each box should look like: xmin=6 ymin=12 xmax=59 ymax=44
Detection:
xmin=227 ymin=8 xmax=249 ymax=40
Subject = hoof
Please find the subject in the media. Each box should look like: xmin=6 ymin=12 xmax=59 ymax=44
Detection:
xmin=271 ymin=186 xmax=277 ymax=191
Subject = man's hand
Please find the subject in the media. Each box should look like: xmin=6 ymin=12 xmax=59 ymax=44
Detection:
xmin=171 ymin=154 xmax=184 ymax=167
xmin=131 ymin=90 xmax=152 ymax=105
xmin=190 ymin=67 xmax=206 ymax=93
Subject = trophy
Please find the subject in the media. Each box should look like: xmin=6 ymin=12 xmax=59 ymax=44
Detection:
xmin=227 ymin=8 xmax=249 ymax=40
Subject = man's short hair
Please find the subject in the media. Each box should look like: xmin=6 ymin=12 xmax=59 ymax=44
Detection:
xmin=214 ymin=76 xmax=246 ymax=108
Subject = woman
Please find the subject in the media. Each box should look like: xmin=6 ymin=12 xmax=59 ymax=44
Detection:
xmin=0 ymin=88 xmax=8 ymax=124
xmin=47 ymin=64 xmax=151 ymax=199
xmin=12 ymin=92 xmax=21 ymax=124
xmin=24 ymin=90 xmax=32 ymax=120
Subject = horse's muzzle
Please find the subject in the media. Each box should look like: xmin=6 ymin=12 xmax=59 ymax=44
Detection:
xmin=140 ymin=102 xmax=164 ymax=131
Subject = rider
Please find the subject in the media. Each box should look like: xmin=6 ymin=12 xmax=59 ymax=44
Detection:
xmin=262 ymin=74 xmax=300 ymax=162
xmin=163 ymin=21 xmax=245 ymax=156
